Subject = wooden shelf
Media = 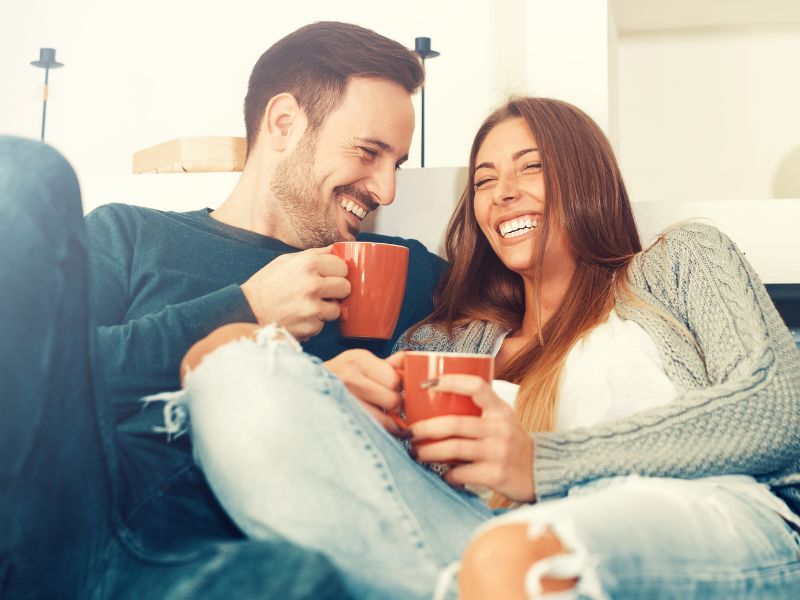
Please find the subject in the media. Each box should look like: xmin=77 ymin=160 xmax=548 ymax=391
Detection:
xmin=133 ymin=136 xmax=246 ymax=174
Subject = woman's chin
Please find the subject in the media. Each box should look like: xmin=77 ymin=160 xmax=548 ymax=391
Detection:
xmin=497 ymin=256 xmax=535 ymax=277
xmin=494 ymin=243 xmax=536 ymax=274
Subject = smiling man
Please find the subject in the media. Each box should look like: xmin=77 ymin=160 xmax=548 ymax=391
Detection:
xmin=0 ymin=22 xmax=443 ymax=600
xmin=87 ymin=23 xmax=443 ymax=424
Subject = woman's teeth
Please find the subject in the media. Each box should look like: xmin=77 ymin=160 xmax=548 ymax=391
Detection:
xmin=499 ymin=216 xmax=538 ymax=238
xmin=341 ymin=199 xmax=367 ymax=220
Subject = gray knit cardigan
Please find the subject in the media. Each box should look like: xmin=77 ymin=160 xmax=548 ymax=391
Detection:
xmin=395 ymin=223 xmax=800 ymax=512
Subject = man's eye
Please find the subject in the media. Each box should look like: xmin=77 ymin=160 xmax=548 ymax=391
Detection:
xmin=359 ymin=147 xmax=378 ymax=160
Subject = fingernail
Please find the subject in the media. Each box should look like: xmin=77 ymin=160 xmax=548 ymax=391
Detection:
xmin=408 ymin=446 xmax=418 ymax=458
xmin=420 ymin=378 xmax=439 ymax=389
xmin=397 ymin=428 xmax=414 ymax=440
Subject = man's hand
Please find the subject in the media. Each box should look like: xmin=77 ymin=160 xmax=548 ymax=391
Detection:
xmin=324 ymin=350 xmax=405 ymax=434
xmin=241 ymin=246 xmax=350 ymax=341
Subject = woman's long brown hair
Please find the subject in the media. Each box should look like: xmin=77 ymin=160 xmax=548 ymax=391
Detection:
xmin=416 ymin=98 xmax=642 ymax=507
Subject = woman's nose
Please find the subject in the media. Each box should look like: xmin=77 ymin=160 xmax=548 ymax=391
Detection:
xmin=492 ymin=175 xmax=519 ymax=205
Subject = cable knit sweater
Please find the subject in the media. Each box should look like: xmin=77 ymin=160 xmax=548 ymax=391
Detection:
xmin=395 ymin=223 xmax=800 ymax=513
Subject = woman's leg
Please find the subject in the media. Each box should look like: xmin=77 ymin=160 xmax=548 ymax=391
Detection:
xmin=460 ymin=476 xmax=800 ymax=599
xmin=187 ymin=327 xmax=495 ymax=600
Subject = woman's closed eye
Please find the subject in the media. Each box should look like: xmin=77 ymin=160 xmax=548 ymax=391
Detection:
xmin=474 ymin=177 xmax=496 ymax=190
xmin=522 ymin=162 xmax=542 ymax=173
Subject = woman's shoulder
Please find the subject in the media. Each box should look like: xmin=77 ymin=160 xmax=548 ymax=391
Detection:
xmin=634 ymin=221 xmax=740 ymax=272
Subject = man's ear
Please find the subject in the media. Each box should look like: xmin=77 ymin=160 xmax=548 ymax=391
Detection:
xmin=260 ymin=93 xmax=307 ymax=152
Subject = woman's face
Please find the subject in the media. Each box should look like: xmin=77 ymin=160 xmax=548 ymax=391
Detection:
xmin=473 ymin=117 xmax=570 ymax=278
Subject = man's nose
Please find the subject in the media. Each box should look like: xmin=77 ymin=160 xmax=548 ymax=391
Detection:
xmin=366 ymin=166 xmax=397 ymax=207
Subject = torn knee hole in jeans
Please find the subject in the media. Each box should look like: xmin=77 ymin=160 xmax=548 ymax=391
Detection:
xmin=525 ymin=519 xmax=607 ymax=600
xmin=142 ymin=389 xmax=190 ymax=440
xmin=142 ymin=323 xmax=301 ymax=440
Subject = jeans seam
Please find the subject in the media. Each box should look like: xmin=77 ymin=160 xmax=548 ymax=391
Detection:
xmin=322 ymin=371 xmax=442 ymax=570
xmin=609 ymin=560 xmax=800 ymax=593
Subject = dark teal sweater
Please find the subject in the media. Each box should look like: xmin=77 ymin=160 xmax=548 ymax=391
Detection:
xmin=86 ymin=204 xmax=445 ymax=431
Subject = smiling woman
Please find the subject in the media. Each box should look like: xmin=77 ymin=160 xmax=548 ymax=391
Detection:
xmin=183 ymin=96 xmax=800 ymax=600
xmin=415 ymin=100 xmax=641 ymax=465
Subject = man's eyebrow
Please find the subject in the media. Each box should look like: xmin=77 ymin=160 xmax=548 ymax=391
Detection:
xmin=475 ymin=147 xmax=539 ymax=171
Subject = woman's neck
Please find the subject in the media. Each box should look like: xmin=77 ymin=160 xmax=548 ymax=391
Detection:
xmin=516 ymin=256 xmax=576 ymax=341
xmin=496 ymin=262 xmax=575 ymax=374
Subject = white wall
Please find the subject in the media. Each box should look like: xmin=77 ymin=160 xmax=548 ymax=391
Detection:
xmin=0 ymin=0 xmax=530 ymax=183
xmin=525 ymin=0 xmax=616 ymax=139
xmin=80 ymin=167 xmax=800 ymax=284
xmin=617 ymin=29 xmax=800 ymax=203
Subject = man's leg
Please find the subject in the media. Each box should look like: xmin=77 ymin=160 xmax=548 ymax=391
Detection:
xmin=0 ymin=138 xmax=351 ymax=600
xmin=0 ymin=137 xmax=114 ymax=597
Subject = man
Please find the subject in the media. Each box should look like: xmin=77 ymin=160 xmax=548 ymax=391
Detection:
xmin=1 ymin=22 xmax=443 ymax=599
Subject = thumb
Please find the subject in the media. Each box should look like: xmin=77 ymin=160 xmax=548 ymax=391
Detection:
xmin=385 ymin=351 xmax=406 ymax=369
xmin=301 ymin=244 xmax=334 ymax=255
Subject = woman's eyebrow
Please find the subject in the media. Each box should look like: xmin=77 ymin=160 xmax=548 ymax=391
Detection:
xmin=512 ymin=147 xmax=538 ymax=160
xmin=475 ymin=147 xmax=539 ymax=171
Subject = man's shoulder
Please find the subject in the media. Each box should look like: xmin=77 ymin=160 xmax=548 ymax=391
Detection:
xmin=357 ymin=232 xmax=445 ymax=263
xmin=357 ymin=233 xmax=447 ymax=286
xmin=85 ymin=203 xmax=211 ymax=240
xmin=86 ymin=203 xmax=205 ymax=226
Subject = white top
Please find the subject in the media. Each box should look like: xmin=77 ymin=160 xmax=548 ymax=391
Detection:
xmin=490 ymin=310 xmax=800 ymax=528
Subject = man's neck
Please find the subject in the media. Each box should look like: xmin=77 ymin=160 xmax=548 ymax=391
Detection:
xmin=212 ymin=158 xmax=289 ymax=242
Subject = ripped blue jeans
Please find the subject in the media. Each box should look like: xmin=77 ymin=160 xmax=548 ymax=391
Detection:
xmin=183 ymin=327 xmax=800 ymax=599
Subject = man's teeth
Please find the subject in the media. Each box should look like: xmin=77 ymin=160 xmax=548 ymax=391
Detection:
xmin=340 ymin=199 xmax=367 ymax=220
xmin=499 ymin=216 xmax=538 ymax=238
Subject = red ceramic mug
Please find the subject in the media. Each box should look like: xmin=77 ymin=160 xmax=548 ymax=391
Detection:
xmin=332 ymin=241 xmax=409 ymax=340
xmin=394 ymin=352 xmax=494 ymax=428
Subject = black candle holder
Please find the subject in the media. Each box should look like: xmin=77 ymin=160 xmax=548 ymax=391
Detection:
xmin=30 ymin=48 xmax=64 ymax=142
xmin=414 ymin=37 xmax=440 ymax=168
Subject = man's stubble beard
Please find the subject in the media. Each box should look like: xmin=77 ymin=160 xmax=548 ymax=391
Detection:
xmin=270 ymin=132 xmax=341 ymax=248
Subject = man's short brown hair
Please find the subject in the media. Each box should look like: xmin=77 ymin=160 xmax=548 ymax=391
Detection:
xmin=244 ymin=21 xmax=424 ymax=157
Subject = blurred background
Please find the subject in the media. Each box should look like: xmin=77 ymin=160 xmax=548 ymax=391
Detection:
xmin=2 ymin=0 xmax=799 ymax=202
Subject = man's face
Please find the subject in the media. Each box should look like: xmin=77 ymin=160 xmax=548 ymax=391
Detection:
xmin=271 ymin=77 xmax=415 ymax=247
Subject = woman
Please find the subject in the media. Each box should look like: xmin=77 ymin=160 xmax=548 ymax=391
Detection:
xmin=179 ymin=97 xmax=800 ymax=599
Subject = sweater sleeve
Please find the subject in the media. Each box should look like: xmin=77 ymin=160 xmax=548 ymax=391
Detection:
xmin=86 ymin=205 xmax=256 ymax=415
xmin=532 ymin=223 xmax=800 ymax=500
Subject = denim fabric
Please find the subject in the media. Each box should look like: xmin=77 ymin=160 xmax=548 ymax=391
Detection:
xmin=0 ymin=137 xmax=350 ymax=599
xmin=187 ymin=328 xmax=496 ymax=599
xmin=188 ymin=330 xmax=800 ymax=600
xmin=482 ymin=475 xmax=800 ymax=599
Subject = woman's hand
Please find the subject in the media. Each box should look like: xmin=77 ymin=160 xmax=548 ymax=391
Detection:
xmin=410 ymin=374 xmax=535 ymax=503
xmin=324 ymin=350 xmax=406 ymax=434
